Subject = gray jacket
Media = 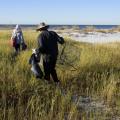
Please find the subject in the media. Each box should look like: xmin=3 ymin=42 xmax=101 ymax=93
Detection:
xmin=11 ymin=30 xmax=24 ymax=44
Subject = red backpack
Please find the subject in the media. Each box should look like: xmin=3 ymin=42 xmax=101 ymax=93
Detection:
xmin=10 ymin=37 xmax=16 ymax=47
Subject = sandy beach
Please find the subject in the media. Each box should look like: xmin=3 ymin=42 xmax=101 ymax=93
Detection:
xmin=59 ymin=30 xmax=120 ymax=43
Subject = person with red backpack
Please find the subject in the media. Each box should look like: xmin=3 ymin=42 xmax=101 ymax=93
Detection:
xmin=11 ymin=25 xmax=27 ymax=54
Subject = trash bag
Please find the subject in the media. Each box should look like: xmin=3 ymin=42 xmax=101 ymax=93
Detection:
xmin=31 ymin=64 xmax=43 ymax=78
xmin=22 ymin=43 xmax=27 ymax=50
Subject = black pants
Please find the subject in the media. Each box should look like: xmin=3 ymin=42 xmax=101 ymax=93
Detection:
xmin=43 ymin=55 xmax=59 ymax=83
xmin=15 ymin=44 xmax=20 ymax=53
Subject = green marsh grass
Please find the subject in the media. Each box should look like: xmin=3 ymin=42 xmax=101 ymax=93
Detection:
xmin=0 ymin=30 xmax=120 ymax=120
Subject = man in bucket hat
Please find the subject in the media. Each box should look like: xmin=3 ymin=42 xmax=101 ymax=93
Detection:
xmin=36 ymin=22 xmax=65 ymax=83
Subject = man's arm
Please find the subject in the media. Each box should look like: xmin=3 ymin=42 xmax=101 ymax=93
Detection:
xmin=54 ymin=32 xmax=65 ymax=44
xmin=11 ymin=29 xmax=16 ymax=40
xmin=57 ymin=36 xmax=65 ymax=44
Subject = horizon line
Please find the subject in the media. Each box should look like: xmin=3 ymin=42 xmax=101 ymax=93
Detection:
xmin=0 ymin=24 xmax=120 ymax=26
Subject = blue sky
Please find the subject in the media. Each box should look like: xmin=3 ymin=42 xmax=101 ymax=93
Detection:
xmin=0 ymin=0 xmax=120 ymax=25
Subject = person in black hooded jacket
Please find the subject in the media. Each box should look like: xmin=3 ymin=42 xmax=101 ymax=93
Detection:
xmin=36 ymin=22 xmax=65 ymax=83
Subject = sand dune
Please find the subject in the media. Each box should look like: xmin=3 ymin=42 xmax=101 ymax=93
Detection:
xmin=60 ymin=31 xmax=120 ymax=43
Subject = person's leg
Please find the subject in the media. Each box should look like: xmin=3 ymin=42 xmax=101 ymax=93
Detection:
xmin=15 ymin=44 xmax=18 ymax=52
xmin=15 ymin=44 xmax=20 ymax=54
xmin=51 ymin=68 xmax=59 ymax=83
xmin=18 ymin=44 xmax=20 ymax=52
xmin=43 ymin=60 xmax=50 ymax=81
xmin=50 ymin=58 xmax=59 ymax=83
xmin=14 ymin=44 xmax=18 ymax=55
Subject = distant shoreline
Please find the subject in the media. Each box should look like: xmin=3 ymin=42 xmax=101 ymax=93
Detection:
xmin=0 ymin=24 xmax=119 ymax=30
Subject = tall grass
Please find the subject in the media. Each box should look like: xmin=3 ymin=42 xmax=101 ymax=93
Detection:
xmin=0 ymin=30 xmax=120 ymax=120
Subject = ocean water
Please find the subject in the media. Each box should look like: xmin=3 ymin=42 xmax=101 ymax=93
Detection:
xmin=0 ymin=24 xmax=118 ymax=30
xmin=79 ymin=25 xmax=118 ymax=29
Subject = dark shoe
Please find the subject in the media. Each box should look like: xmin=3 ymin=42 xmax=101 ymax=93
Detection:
xmin=44 ymin=75 xmax=50 ymax=81
xmin=54 ymin=80 xmax=60 ymax=83
xmin=36 ymin=75 xmax=42 ymax=79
